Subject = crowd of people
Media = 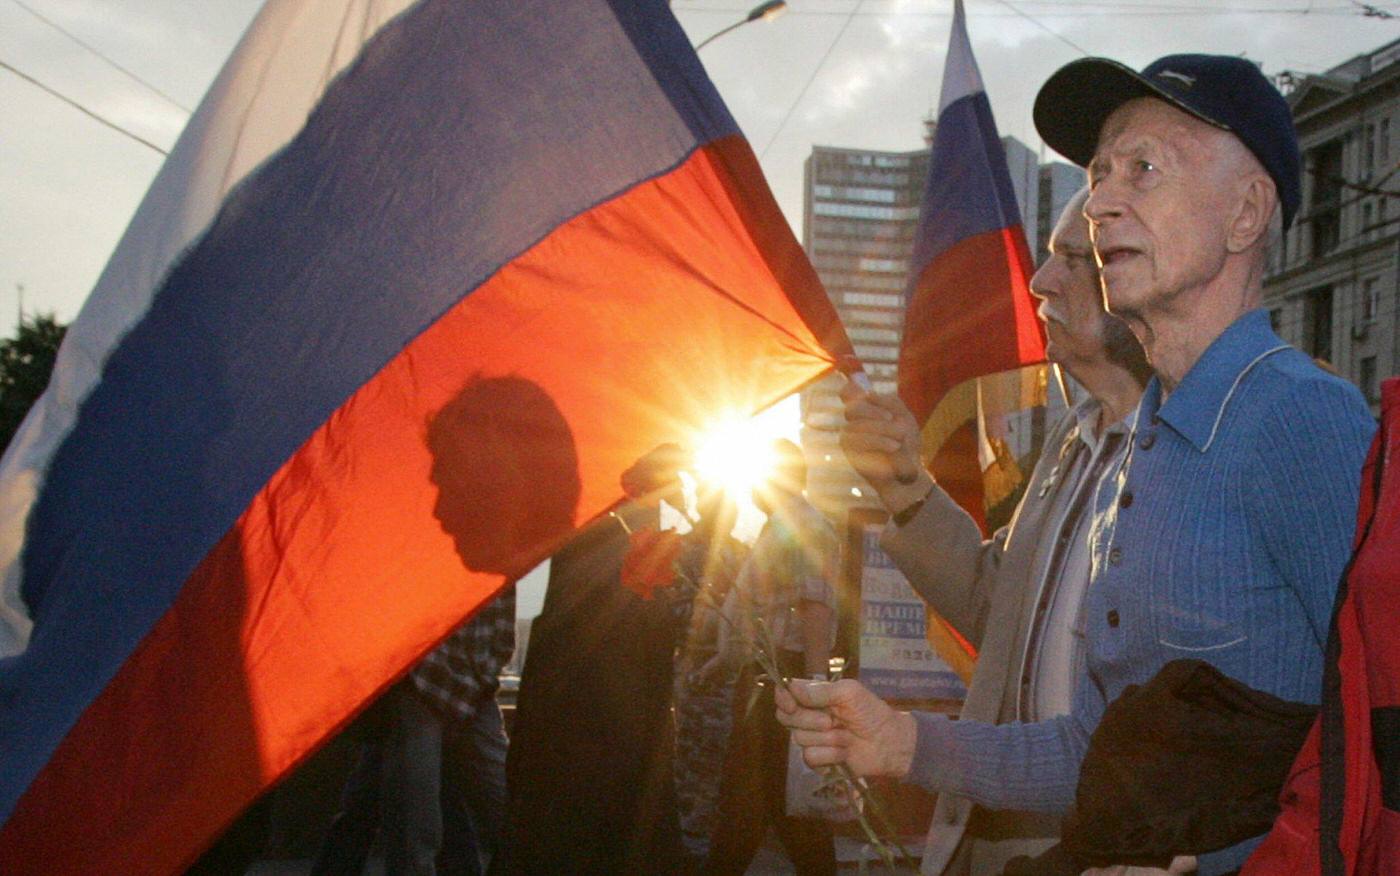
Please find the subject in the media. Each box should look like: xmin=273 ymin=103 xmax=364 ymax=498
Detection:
xmin=254 ymin=49 xmax=1395 ymax=876
xmin=297 ymin=435 xmax=845 ymax=876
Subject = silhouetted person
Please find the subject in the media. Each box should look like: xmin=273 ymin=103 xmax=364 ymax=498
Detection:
xmin=498 ymin=444 xmax=691 ymax=876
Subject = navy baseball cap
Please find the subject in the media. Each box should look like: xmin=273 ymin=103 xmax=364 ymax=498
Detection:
xmin=1033 ymin=54 xmax=1301 ymax=229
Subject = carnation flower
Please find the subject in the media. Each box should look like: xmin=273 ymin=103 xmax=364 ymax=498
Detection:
xmin=620 ymin=526 xmax=684 ymax=600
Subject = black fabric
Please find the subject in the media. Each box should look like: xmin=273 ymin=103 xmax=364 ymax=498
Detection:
xmin=999 ymin=659 xmax=1316 ymax=875
xmin=498 ymin=508 xmax=686 ymax=876
xmin=1373 ymin=707 xmax=1400 ymax=812
xmin=1320 ymin=558 xmax=1355 ymax=876
xmin=1065 ymin=659 xmax=1316 ymax=863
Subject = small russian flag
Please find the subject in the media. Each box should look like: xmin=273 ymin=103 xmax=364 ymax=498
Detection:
xmin=897 ymin=0 xmax=1046 ymax=426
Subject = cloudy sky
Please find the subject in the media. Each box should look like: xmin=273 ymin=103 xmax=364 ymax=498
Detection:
xmin=2 ymin=0 xmax=1399 ymax=332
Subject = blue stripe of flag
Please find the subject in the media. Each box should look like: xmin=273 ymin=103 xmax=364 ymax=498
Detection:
xmin=906 ymin=91 xmax=1023 ymax=288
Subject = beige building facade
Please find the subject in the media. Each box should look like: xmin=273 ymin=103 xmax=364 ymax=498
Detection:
xmin=1265 ymin=39 xmax=1400 ymax=413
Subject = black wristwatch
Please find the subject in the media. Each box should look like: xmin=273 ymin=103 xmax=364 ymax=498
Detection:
xmin=892 ymin=486 xmax=933 ymax=527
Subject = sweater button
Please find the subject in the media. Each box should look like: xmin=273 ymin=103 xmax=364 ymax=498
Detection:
xmin=1119 ymin=491 xmax=1134 ymax=509
xmin=1107 ymin=609 xmax=1120 ymax=628
xmin=1108 ymin=546 xmax=1122 ymax=565
xmin=1139 ymin=432 xmax=1156 ymax=450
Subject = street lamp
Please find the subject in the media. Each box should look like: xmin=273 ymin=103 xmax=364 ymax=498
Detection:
xmin=694 ymin=1 xmax=788 ymax=51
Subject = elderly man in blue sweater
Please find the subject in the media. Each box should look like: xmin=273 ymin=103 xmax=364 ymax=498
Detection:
xmin=778 ymin=55 xmax=1377 ymax=876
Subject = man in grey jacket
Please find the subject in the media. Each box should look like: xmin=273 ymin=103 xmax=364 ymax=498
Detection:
xmin=836 ymin=187 xmax=1149 ymax=875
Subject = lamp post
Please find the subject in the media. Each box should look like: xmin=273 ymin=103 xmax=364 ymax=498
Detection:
xmin=694 ymin=1 xmax=788 ymax=51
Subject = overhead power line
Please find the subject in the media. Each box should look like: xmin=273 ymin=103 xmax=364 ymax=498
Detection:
xmin=0 ymin=58 xmax=169 ymax=155
xmin=7 ymin=0 xmax=192 ymax=114
xmin=750 ymin=0 xmax=1094 ymax=157
xmin=985 ymin=0 xmax=1092 ymax=55
xmin=675 ymin=3 xmax=1398 ymax=18
xmin=758 ymin=0 xmax=866 ymax=159
xmin=1353 ymin=1 xmax=1397 ymax=18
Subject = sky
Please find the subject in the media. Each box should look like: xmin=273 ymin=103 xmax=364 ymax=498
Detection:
xmin=2 ymin=0 xmax=1399 ymax=334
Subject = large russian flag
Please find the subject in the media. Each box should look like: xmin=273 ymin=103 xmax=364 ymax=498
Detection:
xmin=0 ymin=2 xmax=851 ymax=872
xmin=896 ymin=0 xmax=1045 ymax=426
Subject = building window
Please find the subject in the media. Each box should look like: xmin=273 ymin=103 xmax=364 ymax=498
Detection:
xmin=857 ymin=257 xmax=905 ymax=273
xmin=811 ymin=217 xmax=909 ymax=239
xmin=1359 ymin=356 xmax=1378 ymax=404
xmin=1381 ymin=118 xmax=1391 ymax=165
xmin=843 ymin=186 xmax=899 ymax=204
xmin=814 ymin=184 xmax=899 ymax=204
xmin=853 ymin=343 xmax=900 ymax=363
xmin=1269 ymin=307 xmax=1283 ymax=333
xmin=1362 ymin=277 xmax=1380 ymax=323
xmin=811 ymin=238 xmax=906 ymax=257
xmin=1307 ymin=286 xmax=1334 ymax=364
xmin=814 ymin=202 xmax=920 ymax=221
xmin=847 ymin=326 xmax=900 ymax=343
xmin=815 ymin=257 xmax=908 ymax=281
xmin=847 ymin=310 xmax=902 ymax=327
xmin=823 ymin=272 xmax=906 ymax=291
xmin=1362 ymin=201 xmax=1374 ymax=240
xmin=1310 ymin=141 xmax=1344 ymax=257
xmin=849 ymin=169 xmax=910 ymax=186
xmin=842 ymin=292 xmax=902 ymax=308
xmin=1364 ymin=123 xmax=1376 ymax=179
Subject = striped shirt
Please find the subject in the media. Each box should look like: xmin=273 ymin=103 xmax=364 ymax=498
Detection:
xmin=410 ymin=586 xmax=516 ymax=726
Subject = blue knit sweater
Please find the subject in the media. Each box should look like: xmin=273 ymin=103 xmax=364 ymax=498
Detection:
xmin=906 ymin=310 xmax=1377 ymax=874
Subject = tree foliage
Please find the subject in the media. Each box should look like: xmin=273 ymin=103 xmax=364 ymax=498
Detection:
xmin=0 ymin=314 xmax=66 ymax=455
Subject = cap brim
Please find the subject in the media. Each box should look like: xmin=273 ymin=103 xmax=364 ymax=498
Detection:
xmin=1033 ymin=57 xmax=1228 ymax=167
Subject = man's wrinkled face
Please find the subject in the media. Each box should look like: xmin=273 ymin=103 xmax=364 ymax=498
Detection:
xmin=1029 ymin=192 xmax=1118 ymax=376
xmin=1083 ymin=97 xmax=1236 ymax=321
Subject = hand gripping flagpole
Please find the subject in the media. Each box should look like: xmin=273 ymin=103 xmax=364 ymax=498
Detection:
xmin=837 ymin=354 xmax=920 ymax=484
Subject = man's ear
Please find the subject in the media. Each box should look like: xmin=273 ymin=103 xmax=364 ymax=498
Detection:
xmin=1225 ymin=175 xmax=1277 ymax=254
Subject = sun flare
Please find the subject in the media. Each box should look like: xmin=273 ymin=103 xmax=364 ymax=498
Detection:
xmin=694 ymin=420 xmax=777 ymax=499
xmin=691 ymin=395 xmax=803 ymax=502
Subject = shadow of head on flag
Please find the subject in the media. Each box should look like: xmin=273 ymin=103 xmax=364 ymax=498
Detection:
xmin=426 ymin=377 xmax=581 ymax=580
xmin=896 ymin=0 xmax=1049 ymax=536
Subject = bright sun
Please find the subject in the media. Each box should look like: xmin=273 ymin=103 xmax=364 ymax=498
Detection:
xmin=692 ymin=395 xmax=802 ymax=503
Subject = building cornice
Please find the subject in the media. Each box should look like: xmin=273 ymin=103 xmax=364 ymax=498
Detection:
xmin=1294 ymin=64 xmax=1400 ymax=130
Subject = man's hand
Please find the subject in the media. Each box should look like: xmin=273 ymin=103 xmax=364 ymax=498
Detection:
xmin=838 ymin=381 xmax=930 ymax=512
xmin=775 ymin=678 xmax=917 ymax=780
